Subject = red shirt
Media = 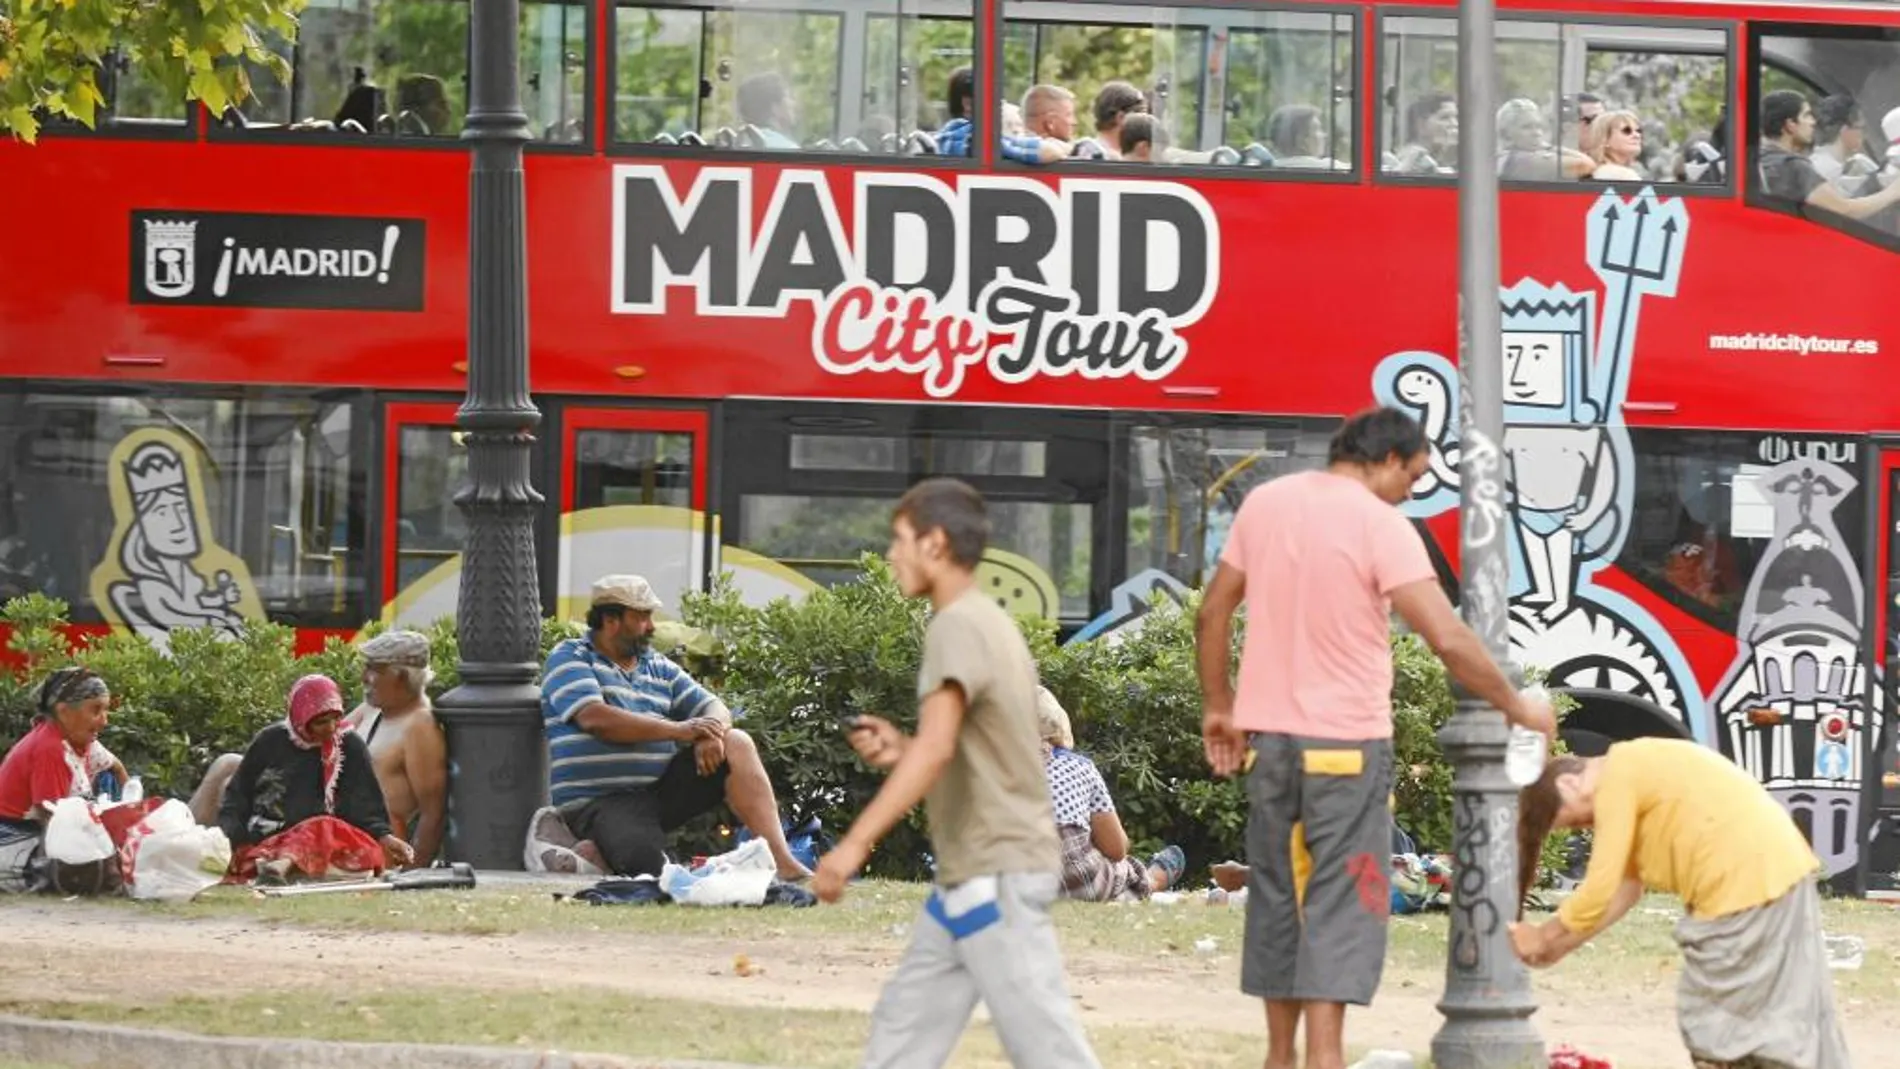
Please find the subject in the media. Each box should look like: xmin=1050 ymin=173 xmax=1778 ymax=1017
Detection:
xmin=0 ymin=721 xmax=86 ymax=821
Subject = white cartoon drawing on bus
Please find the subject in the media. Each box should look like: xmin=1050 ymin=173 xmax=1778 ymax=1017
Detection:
xmin=88 ymin=427 xmax=263 ymax=654
xmin=1711 ymin=457 xmax=1870 ymax=878
xmin=1373 ymin=187 xmax=1705 ymax=739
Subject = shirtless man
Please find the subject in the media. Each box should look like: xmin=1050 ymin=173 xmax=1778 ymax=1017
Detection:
xmin=343 ymin=630 xmax=447 ymax=866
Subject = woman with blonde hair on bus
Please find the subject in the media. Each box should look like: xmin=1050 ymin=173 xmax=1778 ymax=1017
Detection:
xmin=1496 ymin=98 xmax=1593 ymax=180
xmin=1038 ymin=687 xmax=1184 ymax=901
xmin=1587 ymin=108 xmax=1646 ymax=182
xmin=1509 ymin=737 xmax=1850 ymax=1069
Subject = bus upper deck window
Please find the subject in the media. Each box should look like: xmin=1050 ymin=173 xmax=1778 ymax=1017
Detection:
xmin=998 ymin=3 xmax=1355 ymax=174
xmin=612 ymin=0 xmax=973 ymax=156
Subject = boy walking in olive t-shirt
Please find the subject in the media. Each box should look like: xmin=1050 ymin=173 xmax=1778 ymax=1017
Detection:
xmin=813 ymin=477 xmax=1101 ymax=1069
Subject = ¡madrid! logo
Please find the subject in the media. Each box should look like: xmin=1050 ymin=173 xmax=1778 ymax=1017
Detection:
xmin=143 ymin=219 xmax=199 ymax=298
xmin=609 ymin=166 xmax=1222 ymax=398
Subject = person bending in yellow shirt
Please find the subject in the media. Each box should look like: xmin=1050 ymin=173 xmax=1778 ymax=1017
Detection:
xmin=1510 ymin=737 xmax=1851 ymax=1069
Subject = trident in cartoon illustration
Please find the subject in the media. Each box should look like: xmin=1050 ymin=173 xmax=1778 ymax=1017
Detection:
xmin=1373 ymin=187 xmax=1703 ymax=731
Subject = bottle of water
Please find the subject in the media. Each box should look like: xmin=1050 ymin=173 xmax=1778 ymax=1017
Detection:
xmin=1505 ymin=685 xmax=1550 ymax=787
xmin=120 ymin=777 xmax=144 ymax=805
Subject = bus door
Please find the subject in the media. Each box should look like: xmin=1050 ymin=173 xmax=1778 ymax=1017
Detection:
xmin=554 ymin=406 xmax=712 ymax=622
xmin=1867 ymin=445 xmax=1900 ymax=896
xmin=378 ymin=402 xmax=472 ymax=627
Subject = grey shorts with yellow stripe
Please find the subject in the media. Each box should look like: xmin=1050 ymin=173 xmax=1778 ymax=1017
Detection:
xmin=1241 ymin=732 xmax=1395 ymax=1006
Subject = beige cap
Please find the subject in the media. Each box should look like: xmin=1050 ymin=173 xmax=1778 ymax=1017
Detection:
xmin=591 ymin=574 xmax=663 ymax=613
xmin=359 ymin=629 xmax=431 ymax=668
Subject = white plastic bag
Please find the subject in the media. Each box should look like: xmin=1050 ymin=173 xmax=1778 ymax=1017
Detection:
xmin=661 ymin=837 xmax=775 ymax=906
xmin=128 ymin=825 xmax=230 ymax=901
xmin=123 ymin=799 xmax=230 ymax=901
xmin=43 ymin=797 xmax=115 ymax=865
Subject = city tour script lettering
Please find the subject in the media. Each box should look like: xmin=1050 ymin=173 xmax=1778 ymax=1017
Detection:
xmin=610 ymin=166 xmax=1221 ymax=398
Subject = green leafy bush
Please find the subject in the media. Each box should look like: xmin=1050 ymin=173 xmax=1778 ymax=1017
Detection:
xmin=1 ymin=560 xmax=1571 ymax=886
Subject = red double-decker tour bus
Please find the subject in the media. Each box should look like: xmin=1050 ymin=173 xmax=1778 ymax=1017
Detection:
xmin=4 ymin=0 xmax=1899 ymax=890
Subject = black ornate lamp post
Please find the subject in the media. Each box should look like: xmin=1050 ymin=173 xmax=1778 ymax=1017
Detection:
xmin=434 ymin=0 xmax=547 ymax=870
xmin=1428 ymin=0 xmax=1546 ymax=1062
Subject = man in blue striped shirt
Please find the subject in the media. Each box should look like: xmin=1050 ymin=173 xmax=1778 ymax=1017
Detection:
xmin=934 ymin=66 xmax=1070 ymax=164
xmin=539 ymin=574 xmax=812 ymax=880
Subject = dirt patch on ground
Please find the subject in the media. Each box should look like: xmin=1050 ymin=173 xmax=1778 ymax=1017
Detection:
xmin=0 ymin=902 xmax=1891 ymax=1068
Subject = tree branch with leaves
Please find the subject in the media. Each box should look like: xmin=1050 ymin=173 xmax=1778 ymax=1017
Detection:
xmin=1 ymin=0 xmax=305 ymax=143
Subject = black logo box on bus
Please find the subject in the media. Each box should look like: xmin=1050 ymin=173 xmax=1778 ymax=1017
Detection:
xmin=130 ymin=210 xmax=427 ymax=312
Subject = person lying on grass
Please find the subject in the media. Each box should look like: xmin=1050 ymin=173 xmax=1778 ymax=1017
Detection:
xmin=1510 ymin=737 xmax=1850 ymax=1069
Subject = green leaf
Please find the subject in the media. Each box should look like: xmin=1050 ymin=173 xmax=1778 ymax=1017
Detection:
xmin=188 ymin=66 xmax=225 ymax=111
xmin=3 ymin=104 xmax=36 ymax=142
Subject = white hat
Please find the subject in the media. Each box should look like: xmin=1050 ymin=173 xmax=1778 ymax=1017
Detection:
xmin=591 ymin=574 xmax=663 ymax=613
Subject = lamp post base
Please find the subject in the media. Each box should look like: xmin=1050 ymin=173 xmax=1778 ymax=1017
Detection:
xmin=436 ymin=664 xmax=545 ymax=870
xmin=1429 ymin=697 xmax=1544 ymax=1069
xmin=1430 ymin=1007 xmax=1545 ymax=1069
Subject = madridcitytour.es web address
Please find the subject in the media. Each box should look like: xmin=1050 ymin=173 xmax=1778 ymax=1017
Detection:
xmin=1706 ymin=331 xmax=1880 ymax=355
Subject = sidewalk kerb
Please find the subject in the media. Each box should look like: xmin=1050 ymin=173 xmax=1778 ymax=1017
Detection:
xmin=0 ymin=1013 xmax=792 ymax=1069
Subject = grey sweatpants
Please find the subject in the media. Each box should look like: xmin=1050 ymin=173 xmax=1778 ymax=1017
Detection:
xmin=861 ymin=870 xmax=1101 ymax=1069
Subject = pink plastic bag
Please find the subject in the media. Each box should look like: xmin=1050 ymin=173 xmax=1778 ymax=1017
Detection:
xmin=1550 ymin=1046 xmax=1612 ymax=1069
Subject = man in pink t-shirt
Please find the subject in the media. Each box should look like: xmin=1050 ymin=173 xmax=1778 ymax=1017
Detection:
xmin=1195 ymin=406 xmax=1554 ymax=1069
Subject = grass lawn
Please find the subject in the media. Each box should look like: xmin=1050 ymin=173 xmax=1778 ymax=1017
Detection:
xmin=75 ymin=879 xmax=1900 ymax=1004
xmin=2 ymin=878 xmax=1893 ymax=1069
xmin=0 ymin=987 xmax=1275 ymax=1069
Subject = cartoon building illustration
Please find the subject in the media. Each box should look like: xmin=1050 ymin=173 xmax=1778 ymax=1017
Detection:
xmin=1373 ymin=187 xmax=1703 ymax=740
xmin=88 ymin=427 xmax=263 ymax=654
xmin=1710 ymin=458 xmax=1869 ymax=877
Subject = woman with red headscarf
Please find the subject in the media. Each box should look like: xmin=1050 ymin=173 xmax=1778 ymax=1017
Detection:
xmin=218 ymin=674 xmax=414 ymax=882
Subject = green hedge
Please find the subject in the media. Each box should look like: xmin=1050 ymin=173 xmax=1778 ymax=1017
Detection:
xmin=0 ymin=558 xmax=1567 ymax=884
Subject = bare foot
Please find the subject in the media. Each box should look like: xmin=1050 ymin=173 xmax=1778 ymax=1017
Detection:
xmin=574 ymin=840 xmax=607 ymax=872
xmin=777 ymin=861 xmax=814 ymax=882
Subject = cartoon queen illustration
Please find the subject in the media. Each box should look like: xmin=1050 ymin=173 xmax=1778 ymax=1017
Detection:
xmin=88 ymin=427 xmax=262 ymax=654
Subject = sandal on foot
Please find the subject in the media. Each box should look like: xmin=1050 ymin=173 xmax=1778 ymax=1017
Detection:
xmin=1149 ymin=845 xmax=1186 ymax=890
